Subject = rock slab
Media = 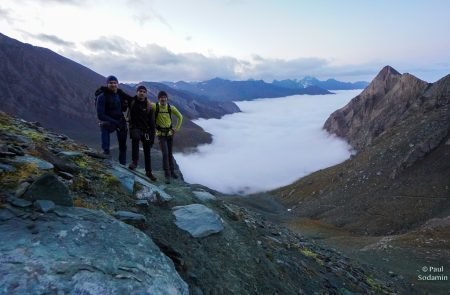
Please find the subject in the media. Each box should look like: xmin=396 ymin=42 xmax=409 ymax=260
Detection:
xmin=0 ymin=206 xmax=188 ymax=294
xmin=23 ymin=173 xmax=73 ymax=206
xmin=172 ymin=204 xmax=224 ymax=238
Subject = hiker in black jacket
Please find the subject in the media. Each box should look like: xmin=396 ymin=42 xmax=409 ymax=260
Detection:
xmin=95 ymin=75 xmax=131 ymax=165
xmin=127 ymin=85 xmax=157 ymax=181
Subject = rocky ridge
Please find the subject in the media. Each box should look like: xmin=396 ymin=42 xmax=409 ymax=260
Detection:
xmin=0 ymin=111 xmax=408 ymax=294
xmin=276 ymin=66 xmax=450 ymax=234
xmin=324 ymin=66 xmax=434 ymax=151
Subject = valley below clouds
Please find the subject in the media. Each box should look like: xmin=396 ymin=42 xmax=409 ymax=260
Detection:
xmin=175 ymin=90 xmax=361 ymax=194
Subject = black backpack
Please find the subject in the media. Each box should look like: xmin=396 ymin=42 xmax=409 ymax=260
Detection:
xmin=94 ymin=87 xmax=131 ymax=115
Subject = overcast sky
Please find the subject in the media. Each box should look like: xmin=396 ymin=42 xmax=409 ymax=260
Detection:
xmin=175 ymin=90 xmax=359 ymax=195
xmin=1 ymin=0 xmax=449 ymax=82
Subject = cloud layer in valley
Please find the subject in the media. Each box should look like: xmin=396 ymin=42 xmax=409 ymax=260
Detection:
xmin=175 ymin=90 xmax=360 ymax=195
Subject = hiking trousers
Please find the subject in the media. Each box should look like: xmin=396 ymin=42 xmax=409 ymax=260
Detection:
xmin=100 ymin=121 xmax=127 ymax=165
xmin=131 ymin=129 xmax=154 ymax=172
xmin=158 ymin=135 xmax=175 ymax=177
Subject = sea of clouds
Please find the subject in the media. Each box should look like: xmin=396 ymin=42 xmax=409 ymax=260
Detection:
xmin=175 ymin=89 xmax=361 ymax=195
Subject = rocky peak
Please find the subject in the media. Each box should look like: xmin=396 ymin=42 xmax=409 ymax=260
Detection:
xmin=323 ymin=66 xmax=430 ymax=150
xmin=359 ymin=65 xmax=402 ymax=101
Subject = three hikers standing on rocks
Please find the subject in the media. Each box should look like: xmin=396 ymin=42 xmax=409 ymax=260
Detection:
xmin=95 ymin=75 xmax=183 ymax=184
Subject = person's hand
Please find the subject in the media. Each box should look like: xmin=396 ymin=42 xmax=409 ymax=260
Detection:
xmin=171 ymin=128 xmax=176 ymax=134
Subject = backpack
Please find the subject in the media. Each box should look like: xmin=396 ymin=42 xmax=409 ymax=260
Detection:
xmin=94 ymin=87 xmax=132 ymax=120
xmin=94 ymin=87 xmax=105 ymax=113
xmin=155 ymin=103 xmax=172 ymax=132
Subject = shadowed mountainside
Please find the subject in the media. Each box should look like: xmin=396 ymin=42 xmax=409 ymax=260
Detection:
xmin=0 ymin=33 xmax=239 ymax=151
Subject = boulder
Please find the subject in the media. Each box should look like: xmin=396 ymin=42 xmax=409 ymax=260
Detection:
xmin=34 ymin=200 xmax=55 ymax=213
xmin=23 ymin=173 xmax=73 ymax=206
xmin=15 ymin=182 xmax=30 ymax=198
xmin=113 ymin=211 xmax=147 ymax=224
xmin=0 ymin=206 xmax=188 ymax=294
xmin=36 ymin=146 xmax=80 ymax=174
xmin=172 ymin=204 xmax=224 ymax=238
xmin=136 ymin=183 xmax=173 ymax=203
xmin=10 ymin=197 xmax=32 ymax=208
xmin=110 ymin=164 xmax=135 ymax=194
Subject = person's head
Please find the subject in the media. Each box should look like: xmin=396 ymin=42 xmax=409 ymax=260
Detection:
xmin=106 ymin=75 xmax=118 ymax=93
xmin=157 ymin=91 xmax=168 ymax=106
xmin=136 ymin=85 xmax=147 ymax=100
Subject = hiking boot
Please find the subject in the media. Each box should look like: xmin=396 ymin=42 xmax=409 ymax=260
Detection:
xmin=128 ymin=161 xmax=137 ymax=170
xmin=146 ymin=171 xmax=157 ymax=181
xmin=170 ymin=171 xmax=178 ymax=179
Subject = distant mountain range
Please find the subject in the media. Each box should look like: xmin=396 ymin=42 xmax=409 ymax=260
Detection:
xmin=272 ymin=77 xmax=369 ymax=90
xmin=163 ymin=78 xmax=332 ymax=102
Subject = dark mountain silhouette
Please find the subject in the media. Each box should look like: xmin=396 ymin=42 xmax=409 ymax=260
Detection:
xmin=273 ymin=77 xmax=369 ymax=90
xmin=164 ymin=78 xmax=331 ymax=101
xmin=0 ymin=33 xmax=104 ymax=145
xmin=0 ymin=33 xmax=239 ymax=151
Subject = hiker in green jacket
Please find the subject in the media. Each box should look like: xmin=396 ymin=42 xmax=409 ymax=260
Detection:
xmin=152 ymin=91 xmax=183 ymax=184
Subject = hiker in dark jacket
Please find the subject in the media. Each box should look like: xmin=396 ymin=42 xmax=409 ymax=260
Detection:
xmin=95 ymin=75 xmax=131 ymax=165
xmin=127 ymin=85 xmax=157 ymax=181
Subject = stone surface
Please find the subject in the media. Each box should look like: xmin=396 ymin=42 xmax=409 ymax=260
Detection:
xmin=113 ymin=211 xmax=147 ymax=223
xmin=15 ymin=182 xmax=30 ymax=198
xmin=23 ymin=173 xmax=73 ymax=206
xmin=58 ymin=151 xmax=83 ymax=158
xmin=136 ymin=183 xmax=173 ymax=203
xmin=172 ymin=204 xmax=224 ymax=238
xmin=192 ymin=191 xmax=216 ymax=202
xmin=58 ymin=171 xmax=74 ymax=180
xmin=134 ymin=170 xmax=173 ymax=202
xmin=0 ymin=206 xmax=188 ymax=294
xmin=10 ymin=197 xmax=33 ymax=208
xmin=0 ymin=151 xmax=16 ymax=157
xmin=110 ymin=164 xmax=135 ymax=194
xmin=12 ymin=155 xmax=54 ymax=170
xmin=35 ymin=146 xmax=80 ymax=174
xmin=0 ymin=163 xmax=15 ymax=173
xmin=34 ymin=200 xmax=55 ymax=213
xmin=7 ymin=146 xmax=24 ymax=156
